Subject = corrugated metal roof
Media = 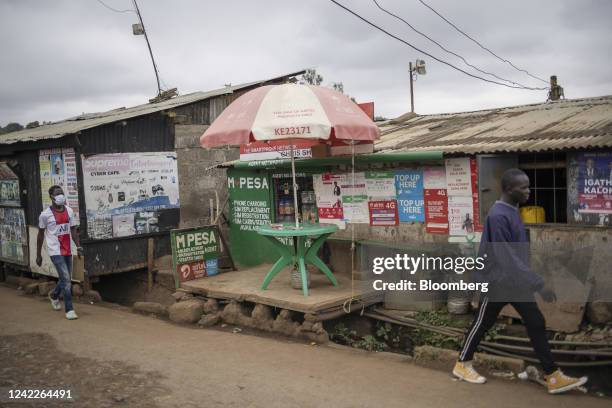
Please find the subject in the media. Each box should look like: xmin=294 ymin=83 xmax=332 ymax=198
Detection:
xmin=0 ymin=70 xmax=306 ymax=145
xmin=376 ymin=95 xmax=612 ymax=154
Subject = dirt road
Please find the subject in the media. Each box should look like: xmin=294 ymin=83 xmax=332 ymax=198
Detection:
xmin=0 ymin=285 xmax=607 ymax=408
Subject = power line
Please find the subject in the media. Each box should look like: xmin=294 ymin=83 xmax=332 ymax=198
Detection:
xmin=372 ymin=0 xmax=540 ymax=90
xmin=132 ymin=0 xmax=162 ymax=96
xmin=95 ymin=0 xmax=134 ymax=13
xmin=329 ymin=0 xmax=546 ymax=90
xmin=417 ymin=0 xmax=549 ymax=85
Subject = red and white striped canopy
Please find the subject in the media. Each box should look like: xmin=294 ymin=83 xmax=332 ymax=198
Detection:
xmin=200 ymin=84 xmax=379 ymax=148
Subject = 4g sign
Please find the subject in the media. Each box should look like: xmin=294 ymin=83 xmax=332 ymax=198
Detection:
xmin=170 ymin=226 xmax=222 ymax=287
xmin=368 ymin=200 xmax=399 ymax=226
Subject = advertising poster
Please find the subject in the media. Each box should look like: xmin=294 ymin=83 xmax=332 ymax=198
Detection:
xmin=341 ymin=172 xmax=369 ymax=223
xmin=448 ymin=195 xmax=475 ymax=236
xmin=313 ymin=173 xmax=344 ymax=220
xmin=171 ymin=227 xmax=221 ymax=286
xmin=0 ymin=180 xmax=20 ymax=207
xmin=368 ymin=200 xmax=399 ymax=226
xmin=424 ymin=167 xmax=449 ymax=234
xmin=82 ymin=152 xmax=179 ymax=239
xmin=423 ymin=166 xmax=447 ymax=190
xmin=0 ymin=207 xmax=27 ymax=264
xmin=395 ymin=170 xmax=424 ymax=222
xmin=445 ymin=158 xmax=472 ymax=196
xmin=424 ymin=189 xmax=449 ymax=234
xmin=0 ymin=163 xmax=20 ymax=207
xmin=576 ymin=152 xmax=612 ymax=214
xmin=366 ymin=171 xmax=397 ymax=199
xmin=39 ymin=148 xmax=79 ymax=223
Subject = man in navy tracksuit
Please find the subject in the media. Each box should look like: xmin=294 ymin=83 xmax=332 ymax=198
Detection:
xmin=452 ymin=168 xmax=587 ymax=394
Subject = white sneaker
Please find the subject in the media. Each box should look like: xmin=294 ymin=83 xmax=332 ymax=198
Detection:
xmin=65 ymin=310 xmax=79 ymax=320
xmin=48 ymin=292 xmax=61 ymax=311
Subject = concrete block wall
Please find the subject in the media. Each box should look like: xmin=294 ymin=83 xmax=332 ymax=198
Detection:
xmin=175 ymin=125 xmax=238 ymax=229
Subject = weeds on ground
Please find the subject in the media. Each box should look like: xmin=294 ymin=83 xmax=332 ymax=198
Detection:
xmin=330 ymin=322 xmax=392 ymax=352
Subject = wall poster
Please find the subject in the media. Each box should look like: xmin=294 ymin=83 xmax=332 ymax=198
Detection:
xmin=395 ymin=170 xmax=424 ymax=222
xmin=314 ymin=173 xmax=344 ymax=220
xmin=0 ymin=207 xmax=27 ymax=264
xmin=82 ymin=152 xmax=180 ymax=239
xmin=423 ymin=166 xmax=449 ymax=234
xmin=568 ymin=152 xmax=612 ymax=226
xmin=0 ymin=163 xmax=20 ymax=207
xmin=341 ymin=172 xmax=369 ymax=223
xmin=39 ymin=148 xmax=79 ymax=223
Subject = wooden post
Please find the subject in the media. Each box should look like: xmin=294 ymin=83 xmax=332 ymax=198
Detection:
xmin=147 ymin=238 xmax=154 ymax=292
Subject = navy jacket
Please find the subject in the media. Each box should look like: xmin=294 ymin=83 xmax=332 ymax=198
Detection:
xmin=475 ymin=201 xmax=544 ymax=292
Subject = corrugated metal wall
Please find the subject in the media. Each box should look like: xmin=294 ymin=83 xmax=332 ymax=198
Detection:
xmin=80 ymin=113 xmax=174 ymax=154
xmin=77 ymin=112 xmax=177 ymax=275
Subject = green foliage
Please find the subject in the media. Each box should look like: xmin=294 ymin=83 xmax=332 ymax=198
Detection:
xmin=330 ymin=322 xmax=391 ymax=352
xmin=330 ymin=323 xmax=358 ymax=346
xmin=354 ymin=335 xmax=388 ymax=352
xmin=412 ymin=309 xmax=462 ymax=350
xmin=484 ymin=323 xmax=506 ymax=342
xmin=0 ymin=122 xmax=24 ymax=134
xmin=410 ymin=328 xmax=461 ymax=350
xmin=416 ymin=309 xmax=453 ymax=326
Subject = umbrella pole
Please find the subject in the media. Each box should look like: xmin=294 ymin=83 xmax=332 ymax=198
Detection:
xmin=290 ymin=141 xmax=300 ymax=229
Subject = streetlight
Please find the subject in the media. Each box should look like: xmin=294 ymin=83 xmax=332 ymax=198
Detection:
xmin=409 ymin=59 xmax=426 ymax=113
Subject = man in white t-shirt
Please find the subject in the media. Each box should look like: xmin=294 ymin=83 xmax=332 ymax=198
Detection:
xmin=36 ymin=185 xmax=82 ymax=320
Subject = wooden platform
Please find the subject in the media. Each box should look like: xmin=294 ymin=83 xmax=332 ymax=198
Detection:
xmin=181 ymin=264 xmax=381 ymax=314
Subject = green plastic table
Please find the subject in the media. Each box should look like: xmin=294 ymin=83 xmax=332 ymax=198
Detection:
xmin=257 ymin=223 xmax=339 ymax=296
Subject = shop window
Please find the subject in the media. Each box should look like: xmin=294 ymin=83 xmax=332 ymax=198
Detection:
xmin=519 ymin=152 xmax=567 ymax=223
xmin=272 ymin=174 xmax=317 ymax=223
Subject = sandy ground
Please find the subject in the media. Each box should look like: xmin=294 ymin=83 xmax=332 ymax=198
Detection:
xmin=0 ymin=285 xmax=608 ymax=408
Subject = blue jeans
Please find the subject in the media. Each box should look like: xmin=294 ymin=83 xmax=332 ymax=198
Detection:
xmin=50 ymin=255 xmax=73 ymax=312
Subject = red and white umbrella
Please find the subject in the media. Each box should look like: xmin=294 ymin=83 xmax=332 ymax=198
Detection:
xmin=200 ymin=83 xmax=380 ymax=227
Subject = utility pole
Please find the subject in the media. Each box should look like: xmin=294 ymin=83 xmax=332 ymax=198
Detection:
xmin=409 ymin=60 xmax=426 ymax=114
xmin=409 ymin=62 xmax=415 ymax=113
xmin=132 ymin=0 xmax=162 ymax=97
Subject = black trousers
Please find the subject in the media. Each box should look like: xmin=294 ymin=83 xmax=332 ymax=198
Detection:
xmin=458 ymin=294 xmax=557 ymax=374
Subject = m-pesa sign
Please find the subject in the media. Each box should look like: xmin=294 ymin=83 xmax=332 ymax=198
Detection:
xmin=170 ymin=227 xmax=221 ymax=286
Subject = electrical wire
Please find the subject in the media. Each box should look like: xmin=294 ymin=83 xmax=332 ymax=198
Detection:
xmin=417 ymin=0 xmax=549 ymax=85
xmin=372 ymin=0 xmax=539 ymax=90
xmin=329 ymin=0 xmax=546 ymax=90
xmin=95 ymin=0 xmax=134 ymax=13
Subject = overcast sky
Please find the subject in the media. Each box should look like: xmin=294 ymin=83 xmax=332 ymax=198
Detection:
xmin=1 ymin=0 xmax=611 ymax=125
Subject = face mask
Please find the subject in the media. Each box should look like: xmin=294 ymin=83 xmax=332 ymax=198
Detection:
xmin=53 ymin=194 xmax=66 ymax=205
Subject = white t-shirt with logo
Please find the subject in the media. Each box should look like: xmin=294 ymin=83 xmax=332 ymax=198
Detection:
xmin=39 ymin=206 xmax=76 ymax=256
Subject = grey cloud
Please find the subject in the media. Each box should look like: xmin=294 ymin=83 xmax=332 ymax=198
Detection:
xmin=0 ymin=0 xmax=610 ymax=125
